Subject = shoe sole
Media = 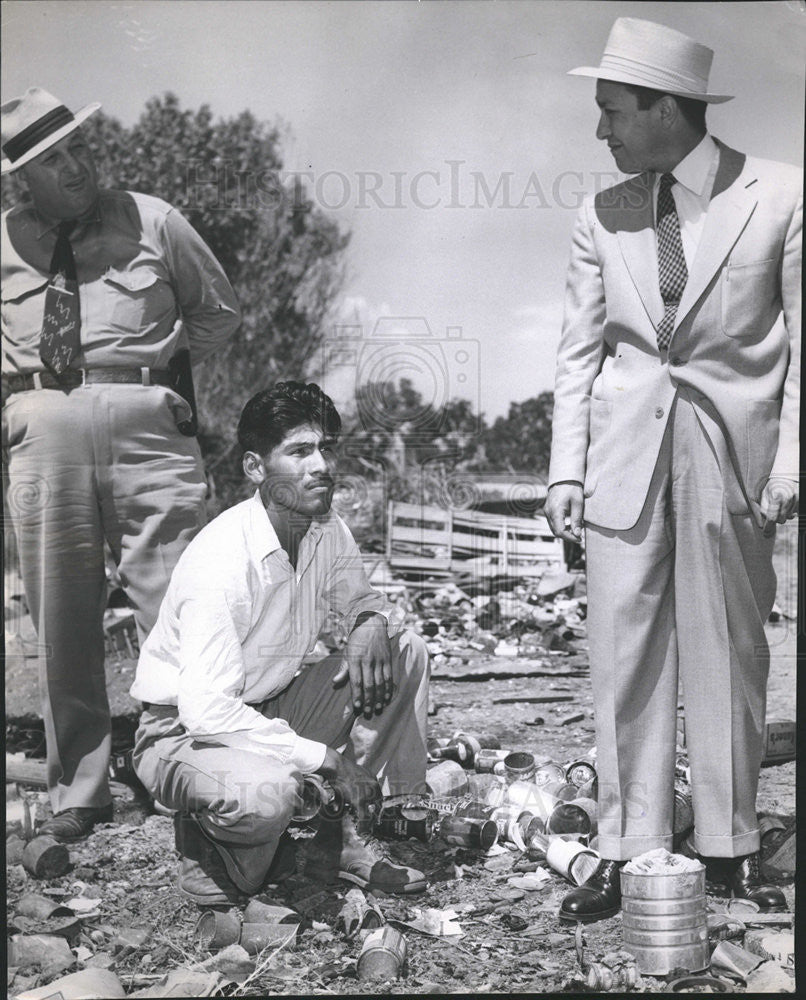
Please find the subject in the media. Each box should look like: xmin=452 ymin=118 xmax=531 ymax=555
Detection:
xmin=177 ymin=884 xmax=244 ymax=907
xmin=338 ymin=869 xmax=427 ymax=894
xmin=559 ymin=905 xmax=620 ymax=924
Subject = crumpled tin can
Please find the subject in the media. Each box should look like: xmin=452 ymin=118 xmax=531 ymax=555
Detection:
xmin=357 ymin=925 xmax=407 ymax=981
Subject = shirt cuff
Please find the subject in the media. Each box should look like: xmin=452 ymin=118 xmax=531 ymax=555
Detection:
xmin=291 ymin=735 xmax=328 ymax=774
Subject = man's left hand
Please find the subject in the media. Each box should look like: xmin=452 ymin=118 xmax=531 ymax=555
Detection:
xmin=332 ymin=613 xmax=394 ymax=718
xmin=759 ymin=477 xmax=799 ymax=535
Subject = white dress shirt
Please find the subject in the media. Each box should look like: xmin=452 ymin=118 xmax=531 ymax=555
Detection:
xmin=653 ymin=133 xmax=720 ymax=268
xmin=131 ymin=491 xmax=403 ymax=772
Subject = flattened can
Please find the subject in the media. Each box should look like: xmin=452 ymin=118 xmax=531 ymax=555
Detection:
xmin=357 ymin=925 xmax=407 ymax=982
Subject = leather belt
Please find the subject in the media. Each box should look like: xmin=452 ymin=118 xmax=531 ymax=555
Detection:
xmin=3 ymin=367 xmax=173 ymax=395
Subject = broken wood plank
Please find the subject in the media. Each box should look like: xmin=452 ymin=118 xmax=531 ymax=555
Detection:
xmin=492 ymin=695 xmax=575 ymax=705
xmin=6 ymin=756 xmax=138 ymax=802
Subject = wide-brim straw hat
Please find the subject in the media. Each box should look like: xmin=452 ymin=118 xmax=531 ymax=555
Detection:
xmin=569 ymin=17 xmax=733 ymax=104
xmin=1 ymin=87 xmax=101 ymax=174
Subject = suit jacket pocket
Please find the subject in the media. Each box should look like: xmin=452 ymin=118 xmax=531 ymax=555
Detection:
xmin=583 ymin=397 xmax=613 ymax=498
xmin=721 ymin=258 xmax=779 ymax=339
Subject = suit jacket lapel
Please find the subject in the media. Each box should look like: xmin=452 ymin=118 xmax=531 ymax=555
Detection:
xmin=614 ymin=174 xmax=665 ymax=328
xmin=675 ymin=141 xmax=758 ymax=328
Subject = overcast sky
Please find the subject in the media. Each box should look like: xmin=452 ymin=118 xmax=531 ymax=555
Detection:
xmin=3 ymin=1 xmax=804 ymax=418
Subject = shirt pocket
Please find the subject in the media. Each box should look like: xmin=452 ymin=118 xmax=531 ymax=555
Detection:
xmin=101 ymin=266 xmax=171 ymax=333
xmin=1 ymin=272 xmax=50 ymax=347
xmin=720 ymin=258 xmax=779 ymax=340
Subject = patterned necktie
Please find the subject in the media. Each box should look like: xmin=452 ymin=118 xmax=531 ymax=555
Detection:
xmin=40 ymin=220 xmax=81 ymax=375
xmin=655 ymin=173 xmax=688 ymax=352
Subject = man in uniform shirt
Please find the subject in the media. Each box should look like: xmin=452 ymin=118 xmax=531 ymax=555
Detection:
xmin=131 ymin=381 xmax=429 ymax=904
xmin=1 ymin=88 xmax=241 ymax=841
xmin=546 ymin=19 xmax=798 ymax=921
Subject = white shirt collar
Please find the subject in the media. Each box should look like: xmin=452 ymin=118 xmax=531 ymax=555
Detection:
xmin=247 ymin=489 xmax=329 ymax=561
xmin=667 ymin=133 xmax=719 ymax=198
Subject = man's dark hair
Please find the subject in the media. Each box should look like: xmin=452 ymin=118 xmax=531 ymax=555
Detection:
xmin=237 ymin=381 xmax=341 ymax=456
xmin=624 ymin=83 xmax=707 ymax=133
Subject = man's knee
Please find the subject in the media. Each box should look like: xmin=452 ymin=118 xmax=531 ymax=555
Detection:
xmin=393 ymin=629 xmax=430 ymax=681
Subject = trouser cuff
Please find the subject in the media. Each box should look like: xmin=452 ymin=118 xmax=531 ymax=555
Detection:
xmin=693 ymin=829 xmax=760 ymax=858
xmin=596 ymin=833 xmax=673 ymax=862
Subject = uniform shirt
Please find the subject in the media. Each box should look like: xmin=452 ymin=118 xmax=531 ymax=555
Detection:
xmin=652 ymin=133 xmax=720 ymax=269
xmin=1 ymin=189 xmax=240 ymax=373
xmin=131 ymin=491 xmax=405 ymax=773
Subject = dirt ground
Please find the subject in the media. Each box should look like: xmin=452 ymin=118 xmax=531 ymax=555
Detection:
xmin=5 ymin=528 xmax=797 ymax=996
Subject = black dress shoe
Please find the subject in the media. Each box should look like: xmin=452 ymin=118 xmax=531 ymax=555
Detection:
xmin=723 ymin=852 xmax=786 ymax=911
xmin=38 ymin=803 xmax=114 ymax=842
xmin=559 ymin=859 xmax=623 ymax=923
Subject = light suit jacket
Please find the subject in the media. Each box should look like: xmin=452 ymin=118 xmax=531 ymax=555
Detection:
xmin=548 ymin=140 xmax=801 ymax=531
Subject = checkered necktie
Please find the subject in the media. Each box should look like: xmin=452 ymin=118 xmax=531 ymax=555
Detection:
xmin=655 ymin=173 xmax=688 ymax=351
xmin=40 ymin=220 xmax=81 ymax=375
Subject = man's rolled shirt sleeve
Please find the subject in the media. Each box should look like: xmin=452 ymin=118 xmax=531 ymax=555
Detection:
xmin=160 ymin=206 xmax=241 ymax=361
xmin=548 ymin=198 xmax=608 ymax=488
xmin=176 ymin=591 xmax=327 ymax=773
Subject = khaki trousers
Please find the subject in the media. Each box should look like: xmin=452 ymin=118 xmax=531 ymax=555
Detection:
xmin=3 ymin=384 xmax=206 ymax=811
xmin=585 ymin=389 xmax=776 ymax=860
xmin=133 ymin=630 xmax=429 ymax=889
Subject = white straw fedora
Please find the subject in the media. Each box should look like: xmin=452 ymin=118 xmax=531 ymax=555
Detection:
xmin=1 ymin=87 xmax=101 ymax=174
xmin=569 ymin=18 xmax=733 ymax=104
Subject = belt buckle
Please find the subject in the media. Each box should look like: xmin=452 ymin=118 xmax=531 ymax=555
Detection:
xmin=79 ymin=368 xmax=89 ymax=386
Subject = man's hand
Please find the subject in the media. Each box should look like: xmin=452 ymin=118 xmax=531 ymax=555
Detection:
xmin=546 ymin=482 xmax=585 ymax=544
xmin=332 ymin=613 xmax=393 ymax=718
xmin=318 ymin=746 xmax=382 ymax=818
xmin=759 ymin=477 xmax=799 ymax=536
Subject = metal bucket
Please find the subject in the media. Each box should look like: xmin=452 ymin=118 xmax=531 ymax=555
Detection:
xmin=620 ymin=867 xmax=709 ymax=975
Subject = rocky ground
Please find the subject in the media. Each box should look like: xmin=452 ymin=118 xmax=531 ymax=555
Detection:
xmin=5 ymin=527 xmax=797 ymax=997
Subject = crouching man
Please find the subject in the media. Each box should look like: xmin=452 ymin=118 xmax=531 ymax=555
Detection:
xmin=130 ymin=381 xmax=429 ymax=906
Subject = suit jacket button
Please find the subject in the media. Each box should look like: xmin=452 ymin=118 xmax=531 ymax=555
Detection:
xmin=655 ymin=407 xmax=665 ymax=418
xmin=669 ymin=355 xmax=683 ymax=366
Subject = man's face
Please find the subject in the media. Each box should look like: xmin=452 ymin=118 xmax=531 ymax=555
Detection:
xmin=594 ymin=80 xmax=663 ymax=174
xmin=253 ymin=423 xmax=337 ymax=517
xmin=20 ymin=129 xmax=99 ymax=220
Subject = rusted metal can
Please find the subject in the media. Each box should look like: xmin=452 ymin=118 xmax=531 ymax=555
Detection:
xmin=585 ymin=961 xmax=638 ymax=990
xmin=425 ymin=760 xmax=469 ymax=798
xmin=196 ymin=908 xmax=242 ymax=950
xmin=474 ymin=748 xmax=510 ymax=773
xmin=243 ymin=899 xmax=300 ymax=924
xmin=439 ymin=815 xmax=498 ymax=849
xmin=375 ymin=805 xmax=435 ymax=842
xmin=357 ymin=925 xmax=407 ymax=982
xmin=503 ymin=751 xmax=536 ymax=784
xmin=533 ymin=761 xmax=567 ymax=786
xmin=541 ymin=780 xmax=580 ymax=801
xmin=566 ymin=758 xmax=597 ymax=788
xmin=240 ymin=921 xmax=299 ymax=953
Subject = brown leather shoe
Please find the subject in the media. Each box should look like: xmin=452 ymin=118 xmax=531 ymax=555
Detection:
xmin=175 ymin=813 xmax=244 ymax=907
xmin=38 ymin=804 xmax=114 ymax=843
xmin=306 ymin=814 xmax=426 ymax=894
xmin=721 ymin=853 xmax=786 ymax=911
xmin=559 ymin=859 xmax=623 ymax=923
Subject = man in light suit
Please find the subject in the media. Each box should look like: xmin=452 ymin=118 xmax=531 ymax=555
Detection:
xmin=546 ymin=18 xmax=799 ymax=922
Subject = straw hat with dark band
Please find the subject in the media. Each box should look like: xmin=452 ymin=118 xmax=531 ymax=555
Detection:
xmin=1 ymin=87 xmax=101 ymax=174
